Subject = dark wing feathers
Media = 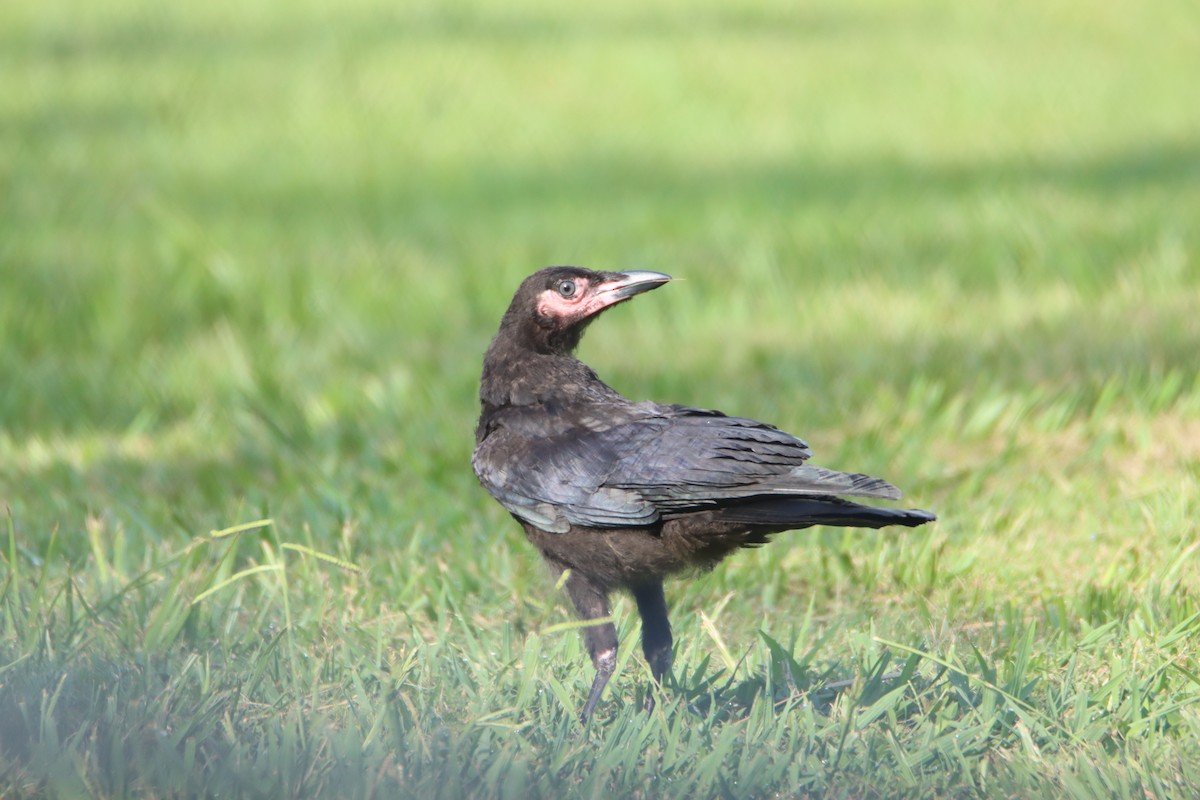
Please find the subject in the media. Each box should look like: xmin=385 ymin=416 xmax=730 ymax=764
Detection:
xmin=473 ymin=403 xmax=907 ymax=533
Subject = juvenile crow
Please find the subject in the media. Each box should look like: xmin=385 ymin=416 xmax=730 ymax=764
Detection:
xmin=473 ymin=267 xmax=935 ymax=722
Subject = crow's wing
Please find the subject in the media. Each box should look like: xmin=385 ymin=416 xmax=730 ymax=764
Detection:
xmin=472 ymin=404 xmax=901 ymax=533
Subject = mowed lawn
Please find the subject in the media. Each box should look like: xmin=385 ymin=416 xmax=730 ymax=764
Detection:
xmin=2 ymin=0 xmax=1199 ymax=796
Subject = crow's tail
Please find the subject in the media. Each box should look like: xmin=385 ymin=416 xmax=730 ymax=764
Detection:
xmin=716 ymin=496 xmax=936 ymax=530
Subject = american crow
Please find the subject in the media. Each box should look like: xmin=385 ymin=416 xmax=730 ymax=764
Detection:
xmin=473 ymin=267 xmax=935 ymax=722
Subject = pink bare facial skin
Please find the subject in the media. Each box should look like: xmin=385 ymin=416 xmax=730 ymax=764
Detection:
xmin=535 ymin=278 xmax=611 ymax=323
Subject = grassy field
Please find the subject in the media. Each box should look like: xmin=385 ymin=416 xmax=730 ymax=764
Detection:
xmin=3 ymin=0 xmax=1200 ymax=796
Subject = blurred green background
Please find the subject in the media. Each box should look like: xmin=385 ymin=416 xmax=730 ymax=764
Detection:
xmin=2 ymin=0 xmax=1199 ymax=797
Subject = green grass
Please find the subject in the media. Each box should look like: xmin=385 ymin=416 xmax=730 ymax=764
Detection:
xmin=3 ymin=0 xmax=1200 ymax=796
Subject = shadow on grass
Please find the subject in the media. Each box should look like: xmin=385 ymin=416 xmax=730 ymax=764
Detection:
xmin=8 ymin=6 xmax=886 ymax=64
xmin=139 ymin=141 xmax=1200 ymax=246
xmin=4 ymin=142 xmax=1199 ymax=437
xmin=665 ymin=632 xmax=919 ymax=723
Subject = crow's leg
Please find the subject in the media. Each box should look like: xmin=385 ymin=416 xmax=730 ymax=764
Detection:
xmin=632 ymin=581 xmax=673 ymax=713
xmin=561 ymin=570 xmax=618 ymax=724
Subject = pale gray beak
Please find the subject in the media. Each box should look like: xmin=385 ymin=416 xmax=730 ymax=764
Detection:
xmin=604 ymin=270 xmax=673 ymax=300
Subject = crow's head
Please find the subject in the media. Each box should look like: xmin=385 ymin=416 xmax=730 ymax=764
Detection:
xmin=498 ymin=267 xmax=672 ymax=354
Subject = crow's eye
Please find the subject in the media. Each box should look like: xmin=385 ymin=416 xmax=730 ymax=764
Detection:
xmin=556 ymin=279 xmax=577 ymax=298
